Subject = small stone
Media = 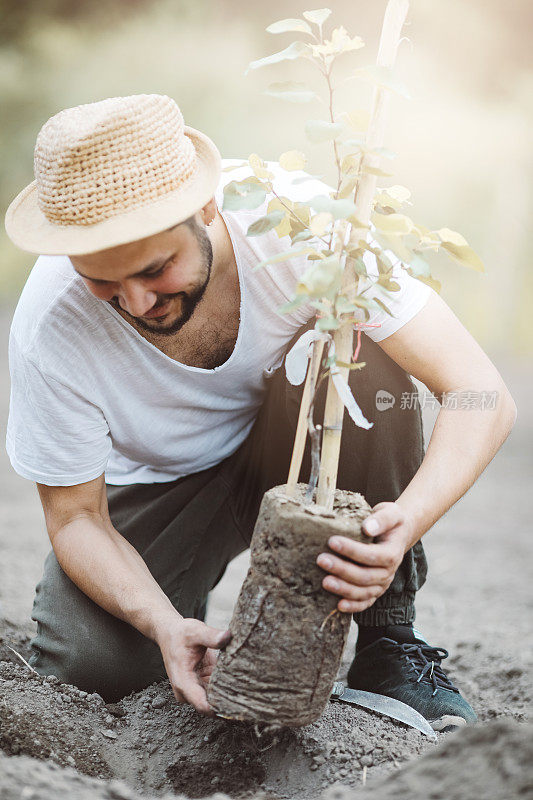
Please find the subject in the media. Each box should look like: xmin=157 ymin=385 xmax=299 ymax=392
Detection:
xmin=360 ymin=755 xmax=373 ymax=767
xmin=66 ymin=755 xmax=76 ymax=767
xmin=46 ymin=675 xmax=60 ymax=685
xmin=151 ymin=697 xmax=167 ymax=709
xmin=101 ymin=729 xmax=118 ymax=739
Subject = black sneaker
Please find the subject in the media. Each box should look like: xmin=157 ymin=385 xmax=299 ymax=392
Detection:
xmin=347 ymin=637 xmax=477 ymax=732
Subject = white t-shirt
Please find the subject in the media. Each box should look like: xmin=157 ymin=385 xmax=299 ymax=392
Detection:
xmin=6 ymin=160 xmax=433 ymax=487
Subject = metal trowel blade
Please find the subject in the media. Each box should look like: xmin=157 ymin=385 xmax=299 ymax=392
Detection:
xmin=330 ymin=682 xmax=438 ymax=740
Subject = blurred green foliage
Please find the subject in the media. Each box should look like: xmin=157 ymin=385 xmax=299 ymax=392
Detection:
xmin=1 ymin=0 xmax=532 ymax=354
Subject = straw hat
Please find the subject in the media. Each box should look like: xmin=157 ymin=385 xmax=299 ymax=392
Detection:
xmin=5 ymin=94 xmax=221 ymax=256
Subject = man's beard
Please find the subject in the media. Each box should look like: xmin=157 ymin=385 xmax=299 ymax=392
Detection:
xmin=112 ymin=223 xmax=213 ymax=337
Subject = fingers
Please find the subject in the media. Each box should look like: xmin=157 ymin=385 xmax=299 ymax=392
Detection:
xmin=337 ymin=597 xmax=379 ymax=614
xmin=362 ymin=502 xmax=404 ymax=538
xmin=322 ymin=574 xmax=383 ymax=603
xmin=316 ymin=553 xmax=390 ymax=587
xmin=182 ymin=621 xmax=232 ymax=651
xmin=327 ymin=536 xmax=399 ymax=569
xmin=177 ymin=677 xmax=214 ymax=716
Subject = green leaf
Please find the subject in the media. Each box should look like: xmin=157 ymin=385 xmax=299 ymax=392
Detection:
xmin=305 ymin=194 xmax=358 ymax=219
xmin=437 ymin=227 xmax=468 ymax=246
xmin=296 ymin=255 xmax=343 ymax=298
xmin=278 ymin=295 xmax=307 ymax=314
xmin=371 ymin=212 xmax=414 ymax=235
xmin=409 ymin=254 xmax=431 ymax=278
xmin=303 ymin=8 xmax=332 ymax=26
xmin=223 ymin=180 xmax=267 ymax=211
xmin=246 ymin=211 xmax=286 ymax=237
xmin=247 ymin=41 xmax=310 ymax=73
xmin=305 ymin=119 xmax=343 ymax=143
xmin=338 ymin=175 xmax=359 ymax=199
xmin=440 ymin=242 xmax=485 ymax=272
xmin=335 ymin=296 xmax=358 ymax=314
xmin=266 ymin=18 xmax=313 ymax=35
xmin=221 ymin=162 xmax=247 ymax=171
xmin=255 ymin=246 xmax=317 ymax=270
xmin=265 ymin=82 xmax=318 ymax=103
xmin=378 ymin=277 xmax=401 ymax=292
xmin=316 ymin=315 xmax=341 ymax=332
xmin=349 ymin=65 xmax=411 ymax=99
xmin=292 ymin=230 xmax=315 ymax=243
xmin=373 ymin=297 xmax=394 ymax=317
xmin=279 ymin=149 xmax=308 ymax=171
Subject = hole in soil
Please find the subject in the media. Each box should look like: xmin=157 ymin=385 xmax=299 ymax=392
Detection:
xmin=166 ymin=753 xmax=266 ymax=797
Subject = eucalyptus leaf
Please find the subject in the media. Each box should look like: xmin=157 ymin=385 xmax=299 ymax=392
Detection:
xmin=255 ymin=246 xmax=317 ymax=270
xmin=409 ymin=254 xmax=431 ymax=277
xmin=303 ymin=8 xmax=332 ymax=26
xmin=306 ymin=194 xmax=358 ymax=219
xmin=378 ymin=277 xmax=401 ymax=292
xmin=362 ymin=165 xmax=393 ymax=177
xmin=371 ymin=212 xmax=414 ymax=235
xmin=296 ymin=255 xmax=343 ymax=298
xmin=246 ymin=40 xmax=310 ymax=73
xmin=335 ymin=296 xmax=358 ymax=314
xmin=305 ymin=119 xmax=343 ymax=143
xmin=246 ymin=211 xmax=286 ymax=237
xmin=316 ymin=315 xmax=341 ymax=331
xmin=266 ymin=18 xmax=313 ymax=35
xmin=309 ymin=211 xmax=333 ymax=236
xmin=373 ymin=297 xmax=394 ymax=317
xmin=279 ymin=150 xmax=308 ymax=171
xmin=437 ymin=228 xmax=468 ymax=246
xmin=278 ymin=295 xmax=307 ymax=314
xmin=264 ymin=85 xmax=318 ymax=103
xmin=221 ymin=162 xmax=247 ymax=171
xmin=441 ymin=242 xmax=484 ymax=272
xmin=223 ymin=180 xmax=267 ymax=211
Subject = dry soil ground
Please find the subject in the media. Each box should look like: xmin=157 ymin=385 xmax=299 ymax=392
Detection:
xmin=0 ymin=303 xmax=531 ymax=799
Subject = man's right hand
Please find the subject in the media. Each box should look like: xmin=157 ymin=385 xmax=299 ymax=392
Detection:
xmin=156 ymin=618 xmax=231 ymax=715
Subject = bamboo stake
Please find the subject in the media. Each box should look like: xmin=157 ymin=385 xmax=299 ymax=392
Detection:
xmin=316 ymin=0 xmax=410 ymax=510
xmin=286 ymin=338 xmax=325 ymax=496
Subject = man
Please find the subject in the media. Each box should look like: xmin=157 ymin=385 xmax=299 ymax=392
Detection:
xmin=5 ymin=94 xmax=516 ymax=731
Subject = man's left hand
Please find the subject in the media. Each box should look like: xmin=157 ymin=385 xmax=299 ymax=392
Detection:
xmin=316 ymin=501 xmax=415 ymax=614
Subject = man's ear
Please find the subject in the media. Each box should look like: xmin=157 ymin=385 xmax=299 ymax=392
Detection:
xmin=199 ymin=197 xmax=217 ymax=227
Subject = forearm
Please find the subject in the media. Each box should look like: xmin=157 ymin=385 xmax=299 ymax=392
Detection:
xmin=396 ymin=385 xmax=517 ymax=547
xmin=51 ymin=513 xmax=181 ymax=643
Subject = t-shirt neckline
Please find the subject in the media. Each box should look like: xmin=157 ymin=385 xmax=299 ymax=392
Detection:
xmin=95 ymin=209 xmax=245 ymax=374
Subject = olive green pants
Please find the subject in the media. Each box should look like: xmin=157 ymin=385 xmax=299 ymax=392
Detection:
xmin=29 ymin=331 xmax=427 ymax=701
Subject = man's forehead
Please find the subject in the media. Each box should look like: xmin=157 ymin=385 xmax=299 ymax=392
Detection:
xmin=69 ymin=223 xmax=188 ymax=280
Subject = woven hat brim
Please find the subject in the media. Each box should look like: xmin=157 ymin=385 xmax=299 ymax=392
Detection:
xmin=5 ymin=127 xmax=221 ymax=256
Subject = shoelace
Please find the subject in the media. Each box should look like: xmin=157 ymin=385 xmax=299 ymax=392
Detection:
xmin=381 ymin=638 xmax=459 ymax=697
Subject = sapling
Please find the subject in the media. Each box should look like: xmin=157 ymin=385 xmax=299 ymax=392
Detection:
xmin=208 ymin=1 xmax=483 ymax=726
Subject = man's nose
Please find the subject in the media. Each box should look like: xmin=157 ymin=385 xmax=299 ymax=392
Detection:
xmin=118 ymin=283 xmax=157 ymax=317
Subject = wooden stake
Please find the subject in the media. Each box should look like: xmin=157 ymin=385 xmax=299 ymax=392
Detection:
xmin=316 ymin=0 xmax=410 ymax=510
xmin=286 ymin=338 xmax=325 ymax=496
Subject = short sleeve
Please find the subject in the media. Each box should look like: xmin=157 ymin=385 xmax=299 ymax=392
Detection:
xmin=357 ymin=241 xmax=434 ymax=342
xmin=6 ymin=334 xmax=112 ymax=486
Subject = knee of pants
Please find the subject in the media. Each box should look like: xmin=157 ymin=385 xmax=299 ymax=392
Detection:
xmin=30 ymin=552 xmax=165 ymax=702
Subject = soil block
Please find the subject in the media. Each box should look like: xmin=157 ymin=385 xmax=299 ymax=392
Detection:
xmin=208 ymin=483 xmax=372 ymax=727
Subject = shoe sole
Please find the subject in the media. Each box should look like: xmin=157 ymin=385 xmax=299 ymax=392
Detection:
xmin=431 ymin=715 xmax=468 ymax=733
